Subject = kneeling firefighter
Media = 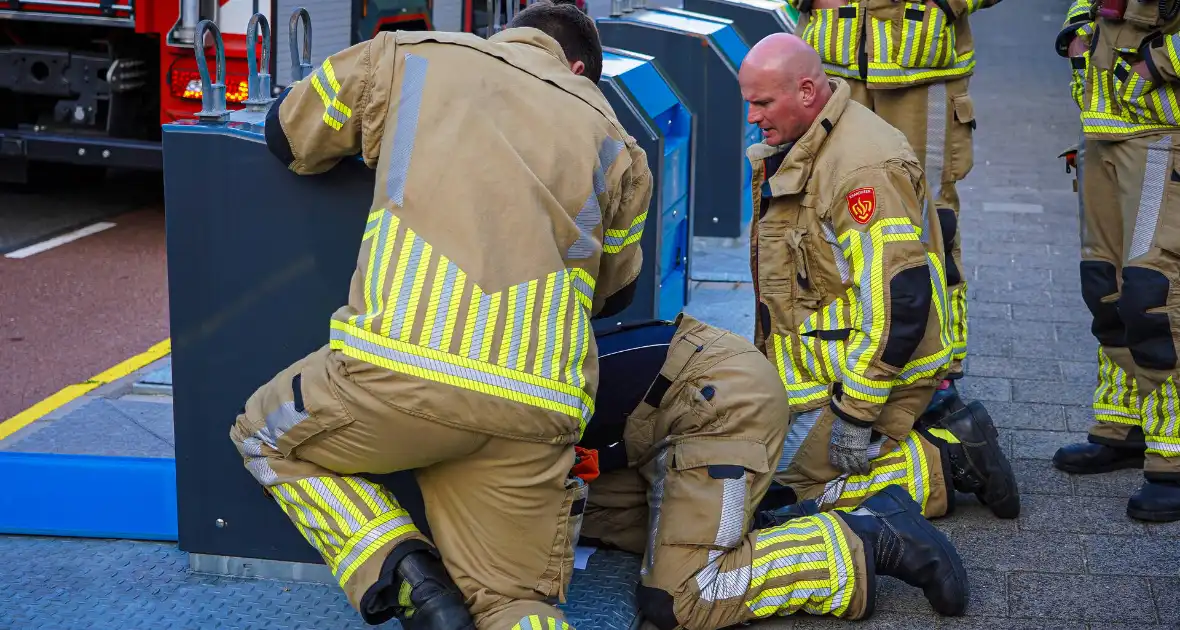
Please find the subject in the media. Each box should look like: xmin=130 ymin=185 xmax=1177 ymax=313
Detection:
xmin=227 ymin=2 xmax=653 ymax=628
xmin=739 ymin=33 xmax=1019 ymax=521
xmin=575 ymin=314 xmax=971 ymax=629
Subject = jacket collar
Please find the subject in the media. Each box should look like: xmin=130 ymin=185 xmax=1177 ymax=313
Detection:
xmin=489 ymin=27 xmax=571 ymax=67
xmin=746 ymin=77 xmax=851 ymax=197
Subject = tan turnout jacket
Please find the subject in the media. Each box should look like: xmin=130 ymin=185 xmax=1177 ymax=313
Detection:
xmin=267 ymin=27 xmax=654 ymax=445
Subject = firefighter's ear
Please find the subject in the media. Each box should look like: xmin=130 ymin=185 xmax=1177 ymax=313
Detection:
xmin=569 ymin=59 xmax=586 ymax=76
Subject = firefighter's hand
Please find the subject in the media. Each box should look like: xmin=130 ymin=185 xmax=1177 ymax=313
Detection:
xmin=811 ymin=0 xmax=846 ymax=10
xmin=828 ymin=416 xmax=873 ymax=475
xmin=1068 ymin=36 xmax=1088 ymax=58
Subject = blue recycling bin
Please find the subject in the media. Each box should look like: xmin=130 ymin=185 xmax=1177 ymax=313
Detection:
xmin=597 ymin=7 xmax=758 ymax=239
xmin=595 ymin=47 xmax=695 ymax=326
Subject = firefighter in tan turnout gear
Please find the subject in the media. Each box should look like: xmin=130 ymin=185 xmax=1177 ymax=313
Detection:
xmin=574 ymin=314 xmax=970 ymax=629
xmin=227 ymin=2 xmax=653 ymax=628
xmin=1052 ymin=0 xmax=1180 ymax=522
xmin=741 ymin=34 xmax=1019 ymax=524
xmin=786 ymin=0 xmax=1004 ymax=414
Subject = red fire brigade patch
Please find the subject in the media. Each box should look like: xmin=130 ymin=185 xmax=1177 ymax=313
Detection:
xmin=847 ymin=187 xmax=876 ymax=224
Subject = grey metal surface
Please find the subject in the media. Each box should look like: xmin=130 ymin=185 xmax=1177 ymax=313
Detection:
xmin=682 ymin=0 xmax=794 ymax=44
xmin=0 ymin=397 xmax=174 ymax=458
xmin=274 ymin=0 xmax=353 ymax=88
xmin=0 ymin=535 xmax=641 ymax=630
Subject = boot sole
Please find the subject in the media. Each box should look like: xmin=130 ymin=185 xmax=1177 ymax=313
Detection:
xmin=880 ymin=486 xmax=969 ymax=617
xmin=964 ymin=402 xmax=1020 ymax=519
xmin=1052 ymin=455 xmax=1146 ymax=475
xmin=1126 ymin=505 xmax=1180 ymax=523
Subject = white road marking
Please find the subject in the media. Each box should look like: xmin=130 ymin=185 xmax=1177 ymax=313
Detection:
xmin=5 ymin=221 xmax=117 ymax=259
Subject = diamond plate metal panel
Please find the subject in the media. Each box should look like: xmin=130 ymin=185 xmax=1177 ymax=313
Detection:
xmin=0 ymin=536 xmax=641 ymax=629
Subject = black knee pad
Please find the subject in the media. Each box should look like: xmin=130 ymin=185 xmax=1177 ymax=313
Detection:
xmin=936 ymin=208 xmax=961 ymax=287
xmin=636 ymin=584 xmax=679 ymax=630
xmin=1119 ymin=266 xmax=1176 ymax=371
xmin=1080 ymin=260 xmax=1125 ymax=348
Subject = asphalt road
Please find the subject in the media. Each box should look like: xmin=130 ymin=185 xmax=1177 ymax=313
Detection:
xmin=0 ymin=172 xmax=169 ymax=421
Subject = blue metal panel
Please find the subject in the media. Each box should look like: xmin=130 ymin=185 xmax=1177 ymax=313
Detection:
xmin=710 ymin=24 xmax=750 ymax=71
xmin=659 ymin=265 xmax=688 ymax=322
xmin=606 ymin=52 xmax=679 ymax=127
xmin=0 ymin=453 xmax=178 ymax=541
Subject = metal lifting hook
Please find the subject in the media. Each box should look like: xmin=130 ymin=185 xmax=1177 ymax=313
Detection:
xmin=243 ymin=13 xmax=275 ymax=111
xmin=289 ymin=8 xmax=313 ymax=83
xmin=194 ymin=19 xmax=231 ymax=122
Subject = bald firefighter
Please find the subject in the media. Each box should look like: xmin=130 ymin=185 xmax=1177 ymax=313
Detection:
xmin=575 ymin=314 xmax=969 ymax=629
xmin=740 ymin=34 xmax=1019 ymax=522
xmin=785 ymin=0 xmax=1004 ymax=411
xmin=227 ymin=3 xmax=653 ymax=628
xmin=1051 ymin=0 xmax=1180 ymax=522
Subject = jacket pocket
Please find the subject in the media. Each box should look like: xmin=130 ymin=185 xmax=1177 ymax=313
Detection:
xmin=801 ymin=3 xmax=861 ymax=68
xmin=656 ymin=439 xmax=771 ymax=548
xmin=946 ymin=91 xmax=976 ymax=182
xmin=875 ymin=3 xmax=956 ymax=70
xmin=542 ymin=475 xmax=589 ymax=602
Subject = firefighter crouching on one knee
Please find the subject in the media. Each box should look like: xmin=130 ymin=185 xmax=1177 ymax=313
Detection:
xmin=226 ymin=2 xmax=654 ymax=628
xmin=1051 ymin=0 xmax=1180 ymax=522
xmin=739 ymin=34 xmax=1020 ymax=525
xmin=574 ymin=314 xmax=970 ymax=629
xmin=784 ymin=0 xmax=1005 ymax=414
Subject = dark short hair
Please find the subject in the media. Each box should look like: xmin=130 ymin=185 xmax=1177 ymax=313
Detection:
xmin=508 ymin=0 xmax=603 ymax=84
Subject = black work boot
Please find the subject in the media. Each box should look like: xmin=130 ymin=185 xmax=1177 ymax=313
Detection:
xmin=1053 ymin=428 xmax=1147 ymax=475
xmin=360 ymin=547 xmax=475 ymax=629
xmin=921 ymin=397 xmax=1020 ymax=519
xmin=1127 ymin=480 xmax=1180 ymax=522
xmin=839 ymin=485 xmax=969 ymax=617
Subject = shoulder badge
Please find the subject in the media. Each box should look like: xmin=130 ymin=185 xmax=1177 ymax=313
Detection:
xmin=846 ymin=187 xmax=876 ymax=224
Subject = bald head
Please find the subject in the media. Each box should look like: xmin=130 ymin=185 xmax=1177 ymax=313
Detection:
xmin=739 ymin=33 xmax=833 ymax=146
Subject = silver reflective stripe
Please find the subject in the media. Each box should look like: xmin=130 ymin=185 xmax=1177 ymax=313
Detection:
xmin=1129 ymin=135 xmax=1171 ymax=261
xmin=822 ymin=221 xmax=851 ymax=283
xmin=333 ymin=513 xmax=417 ymax=582
xmin=313 ymin=64 xmax=349 ymax=127
xmin=543 ymin=273 xmax=565 ymax=379
xmin=923 ymin=82 xmax=948 ymax=244
xmin=386 ymin=54 xmax=429 ymax=206
xmin=263 ymin=401 xmax=310 ymax=448
xmin=390 ymin=235 xmax=426 ymax=336
xmin=273 ymin=484 xmax=345 ymax=549
xmin=242 ymin=440 xmax=278 ymax=486
xmin=870 ymin=54 xmax=973 ymax=79
xmin=779 ymin=408 xmax=822 ymax=471
xmin=843 ymin=231 xmax=878 ymax=372
xmin=307 ymin=478 xmax=364 ymax=534
xmin=604 ymin=217 xmax=645 ymax=250
xmin=696 ymin=549 xmax=752 ymax=601
xmin=430 ymin=264 xmax=459 ymax=348
xmin=818 ymin=513 xmax=851 ymax=609
xmin=643 ymin=447 xmax=671 ymax=577
xmin=904 ymin=435 xmax=925 ymax=501
xmin=568 ymin=136 xmax=626 ymax=259
xmin=330 ymin=327 xmax=589 ymax=419
xmin=358 ymin=212 xmax=393 ymax=330
xmin=466 ymin=292 xmax=494 ymax=360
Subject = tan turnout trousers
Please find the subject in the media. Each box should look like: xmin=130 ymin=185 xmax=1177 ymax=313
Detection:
xmin=773 ymin=393 xmax=952 ymax=519
xmin=1080 ymin=133 xmax=1180 ymax=475
xmin=581 ymin=315 xmax=873 ymax=630
xmin=229 ymin=345 xmax=585 ymax=629
xmin=846 ymin=78 xmax=976 ymax=376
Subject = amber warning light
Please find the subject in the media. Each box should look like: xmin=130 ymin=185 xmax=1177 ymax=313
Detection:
xmin=170 ymin=69 xmax=249 ymax=104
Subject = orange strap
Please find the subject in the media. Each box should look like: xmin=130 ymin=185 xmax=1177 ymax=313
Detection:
xmin=571 ymin=446 xmax=600 ymax=483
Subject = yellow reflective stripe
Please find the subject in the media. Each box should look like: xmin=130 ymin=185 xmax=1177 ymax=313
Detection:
xmin=418 ymin=260 xmax=448 ymax=346
xmin=443 ymin=267 xmax=466 ymax=352
xmin=500 ymin=285 xmax=520 ymax=365
xmin=534 ymin=274 xmax=555 ymax=375
xmin=381 ymin=224 xmax=415 ymax=337
xmin=570 ymin=268 xmax=596 ymax=309
xmin=330 ymin=320 xmax=594 ymax=433
xmin=603 ymin=210 xmax=647 ymax=254
xmin=271 ymin=483 xmax=344 ymax=561
xmin=334 ymin=507 xmax=419 ymax=586
xmin=927 ymin=426 xmax=960 ymax=444
xmin=551 ymin=278 xmax=570 ymax=380
xmin=310 ymin=59 xmax=353 ymax=131
xmin=510 ymin=616 xmax=571 ymax=630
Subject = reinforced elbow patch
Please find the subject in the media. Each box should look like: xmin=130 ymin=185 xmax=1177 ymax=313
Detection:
xmin=881 ymin=265 xmax=932 ymax=368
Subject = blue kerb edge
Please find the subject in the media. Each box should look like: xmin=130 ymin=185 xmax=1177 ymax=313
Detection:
xmin=0 ymin=452 xmax=178 ymax=541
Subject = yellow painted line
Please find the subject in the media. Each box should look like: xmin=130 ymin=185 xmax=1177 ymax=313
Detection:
xmin=0 ymin=338 xmax=172 ymax=442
